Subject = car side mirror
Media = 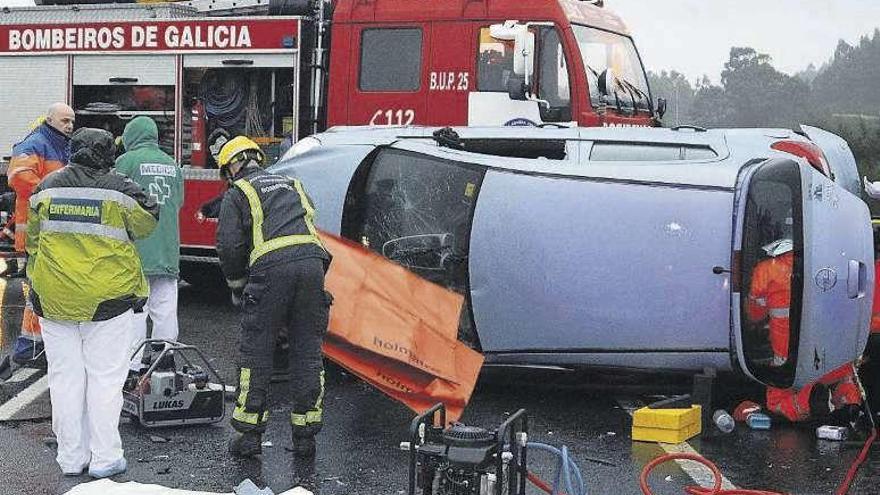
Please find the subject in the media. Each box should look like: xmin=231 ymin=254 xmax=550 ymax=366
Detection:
xmin=656 ymin=97 xmax=667 ymax=119
xmin=507 ymin=76 xmax=529 ymax=101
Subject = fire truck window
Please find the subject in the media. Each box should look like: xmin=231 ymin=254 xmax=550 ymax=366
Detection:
xmin=739 ymin=160 xmax=803 ymax=388
xmin=536 ymin=27 xmax=572 ymax=122
xmin=476 ymin=27 xmax=515 ymax=92
xmin=572 ymin=25 xmax=651 ymax=113
xmin=359 ymin=28 xmax=423 ymax=92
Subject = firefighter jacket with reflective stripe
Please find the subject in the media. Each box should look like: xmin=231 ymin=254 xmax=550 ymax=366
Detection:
xmin=26 ymin=165 xmax=159 ymax=322
xmin=747 ymin=251 xmax=793 ymax=361
xmin=217 ymin=166 xmax=329 ymax=284
xmin=8 ymin=123 xmax=70 ymax=251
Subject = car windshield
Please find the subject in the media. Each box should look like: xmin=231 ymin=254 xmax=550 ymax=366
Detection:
xmin=572 ymin=24 xmax=651 ymax=113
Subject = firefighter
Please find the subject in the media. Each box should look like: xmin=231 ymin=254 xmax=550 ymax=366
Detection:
xmin=7 ymin=103 xmax=74 ymax=367
xmin=27 ymin=128 xmax=158 ymax=477
xmin=215 ymin=136 xmax=331 ymax=491
xmin=747 ymin=237 xmax=794 ymax=367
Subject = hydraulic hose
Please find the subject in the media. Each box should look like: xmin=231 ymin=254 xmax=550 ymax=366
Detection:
xmin=639 ymin=452 xmax=784 ymax=495
xmin=526 ymin=442 xmax=587 ymax=495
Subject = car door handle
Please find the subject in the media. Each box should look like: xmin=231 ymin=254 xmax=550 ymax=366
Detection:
xmin=847 ymin=260 xmax=867 ymax=299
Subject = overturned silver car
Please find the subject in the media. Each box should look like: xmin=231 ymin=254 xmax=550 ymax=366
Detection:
xmin=272 ymin=125 xmax=872 ymax=389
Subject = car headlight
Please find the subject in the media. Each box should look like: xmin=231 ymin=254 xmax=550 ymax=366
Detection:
xmin=287 ymin=136 xmax=322 ymax=158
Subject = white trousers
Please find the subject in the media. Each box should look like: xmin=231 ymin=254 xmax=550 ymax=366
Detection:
xmin=41 ymin=310 xmax=132 ymax=473
xmin=130 ymin=276 xmax=180 ymax=370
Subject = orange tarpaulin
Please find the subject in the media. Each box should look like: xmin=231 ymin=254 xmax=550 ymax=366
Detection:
xmin=320 ymin=232 xmax=484 ymax=422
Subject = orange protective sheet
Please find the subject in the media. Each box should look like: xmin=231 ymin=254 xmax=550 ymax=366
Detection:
xmin=320 ymin=232 xmax=484 ymax=422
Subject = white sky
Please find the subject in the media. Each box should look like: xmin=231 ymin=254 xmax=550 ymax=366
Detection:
xmin=613 ymin=0 xmax=880 ymax=82
xmin=1 ymin=0 xmax=878 ymax=83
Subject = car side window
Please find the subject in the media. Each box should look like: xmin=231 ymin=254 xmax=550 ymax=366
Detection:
xmin=359 ymin=28 xmax=423 ymax=92
xmin=590 ymin=143 xmax=681 ymax=161
xmin=590 ymin=143 xmax=718 ymax=162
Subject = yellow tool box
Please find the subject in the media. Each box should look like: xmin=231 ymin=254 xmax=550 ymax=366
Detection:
xmin=631 ymin=405 xmax=702 ymax=444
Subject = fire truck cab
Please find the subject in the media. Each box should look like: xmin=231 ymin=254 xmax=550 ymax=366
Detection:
xmin=325 ymin=0 xmax=657 ymax=130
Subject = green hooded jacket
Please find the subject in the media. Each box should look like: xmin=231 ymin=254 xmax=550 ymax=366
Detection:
xmin=115 ymin=116 xmax=183 ymax=277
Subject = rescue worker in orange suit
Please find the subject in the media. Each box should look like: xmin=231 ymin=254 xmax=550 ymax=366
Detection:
xmin=748 ymin=236 xmax=863 ymax=422
xmin=215 ymin=137 xmax=331 ymax=492
xmin=765 ymin=364 xmax=863 ymax=423
xmin=747 ymin=238 xmax=794 ymax=368
xmin=7 ymin=103 xmax=74 ymax=367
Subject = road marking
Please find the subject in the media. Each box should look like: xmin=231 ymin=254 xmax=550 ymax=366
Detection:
xmin=0 ymin=374 xmax=49 ymax=421
xmin=617 ymin=398 xmax=737 ymax=490
xmin=5 ymin=367 xmax=39 ymax=384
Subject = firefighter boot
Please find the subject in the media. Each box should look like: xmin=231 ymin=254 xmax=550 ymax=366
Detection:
xmin=291 ymin=434 xmax=318 ymax=492
xmin=228 ymin=431 xmax=263 ymax=458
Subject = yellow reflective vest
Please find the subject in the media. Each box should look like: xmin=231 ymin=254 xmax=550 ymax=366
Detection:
xmin=27 ymin=165 xmax=159 ymax=321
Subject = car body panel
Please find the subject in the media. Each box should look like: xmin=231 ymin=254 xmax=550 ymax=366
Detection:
xmin=797 ymin=164 xmax=873 ymax=386
xmin=801 ymin=124 xmax=861 ymax=197
xmin=469 ymin=168 xmax=733 ymax=357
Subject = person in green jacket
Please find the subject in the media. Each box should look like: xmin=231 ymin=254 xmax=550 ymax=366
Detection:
xmin=27 ymin=127 xmax=158 ymax=478
xmin=115 ymin=116 xmax=184 ymax=371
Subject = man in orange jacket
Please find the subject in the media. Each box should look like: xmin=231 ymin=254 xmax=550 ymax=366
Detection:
xmin=7 ymin=103 xmax=74 ymax=366
xmin=747 ymin=238 xmax=794 ymax=367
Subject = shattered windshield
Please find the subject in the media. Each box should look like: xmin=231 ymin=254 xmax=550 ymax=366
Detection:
xmin=572 ymin=24 xmax=651 ymax=113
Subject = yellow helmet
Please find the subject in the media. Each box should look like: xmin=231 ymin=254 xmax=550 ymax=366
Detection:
xmin=217 ymin=136 xmax=265 ymax=169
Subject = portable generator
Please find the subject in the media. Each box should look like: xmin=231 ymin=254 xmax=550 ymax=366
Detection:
xmin=402 ymin=403 xmax=528 ymax=495
xmin=122 ymin=339 xmax=226 ymax=428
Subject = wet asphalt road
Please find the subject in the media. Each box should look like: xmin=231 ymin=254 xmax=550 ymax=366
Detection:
xmin=0 ymin=283 xmax=879 ymax=495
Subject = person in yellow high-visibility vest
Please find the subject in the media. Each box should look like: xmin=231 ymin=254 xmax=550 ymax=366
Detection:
xmin=216 ymin=136 xmax=331 ymax=492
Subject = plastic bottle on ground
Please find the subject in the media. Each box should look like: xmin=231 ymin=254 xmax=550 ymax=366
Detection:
xmin=713 ymin=409 xmax=735 ymax=434
xmin=745 ymin=412 xmax=772 ymax=430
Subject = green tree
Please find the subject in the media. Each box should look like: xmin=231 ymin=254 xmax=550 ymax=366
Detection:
xmin=720 ymin=47 xmax=809 ymax=128
xmin=691 ymin=77 xmax=732 ymax=128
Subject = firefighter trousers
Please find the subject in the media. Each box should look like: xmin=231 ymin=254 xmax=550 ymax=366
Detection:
xmin=231 ymin=257 xmax=330 ymax=439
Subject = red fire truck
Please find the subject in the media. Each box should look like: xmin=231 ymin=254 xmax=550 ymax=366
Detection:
xmin=0 ymin=0 xmax=658 ymax=284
